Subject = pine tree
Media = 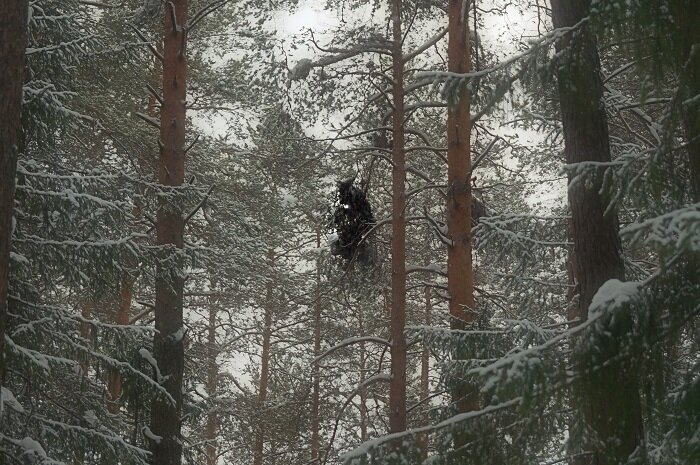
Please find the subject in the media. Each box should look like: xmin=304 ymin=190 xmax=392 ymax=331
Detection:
xmin=0 ymin=0 xmax=29 ymax=384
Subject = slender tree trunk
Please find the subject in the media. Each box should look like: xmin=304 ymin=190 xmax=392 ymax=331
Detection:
xmin=551 ymin=2 xmax=644 ymax=464
xmin=311 ymin=229 xmax=322 ymax=464
xmin=446 ymin=2 xmax=475 ymax=325
xmin=447 ymin=0 xmax=478 ymax=453
xmin=566 ymin=219 xmax=579 ymax=318
xmin=205 ymin=297 xmax=219 ymax=465
xmin=108 ymin=261 xmax=138 ymax=413
xmin=151 ymin=1 xmax=188 ymax=464
xmin=667 ymin=1 xmax=700 ymax=201
xmin=358 ymin=305 xmax=368 ymax=443
xmin=0 ymin=0 xmax=29 ymax=383
xmin=566 ymin=218 xmax=588 ymax=465
xmin=418 ymin=286 xmax=432 ymax=460
xmin=683 ymin=103 xmax=700 ymax=202
xmin=254 ymin=253 xmax=274 ymax=465
xmin=80 ymin=302 xmax=93 ymax=376
xmin=389 ymin=0 xmax=407 ymax=437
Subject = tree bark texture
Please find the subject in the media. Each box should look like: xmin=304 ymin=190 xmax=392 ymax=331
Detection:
xmin=551 ymin=2 xmax=644 ymax=464
xmin=389 ymin=0 xmax=408 ymax=436
xmin=205 ymin=300 xmax=219 ymax=465
xmin=447 ymin=0 xmax=475 ymax=327
xmin=447 ymin=1 xmax=479 ymax=453
xmin=151 ymin=1 xmax=188 ymax=464
xmin=311 ymin=229 xmax=322 ymax=464
xmin=0 ymin=0 xmax=29 ymax=383
xmin=254 ymin=259 xmax=273 ymax=465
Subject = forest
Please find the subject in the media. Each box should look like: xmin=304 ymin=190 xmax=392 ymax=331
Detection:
xmin=0 ymin=0 xmax=698 ymax=464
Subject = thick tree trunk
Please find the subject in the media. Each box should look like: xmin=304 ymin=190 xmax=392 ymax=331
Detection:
xmin=389 ymin=0 xmax=407 ymax=437
xmin=0 ymin=0 xmax=29 ymax=382
xmin=551 ymin=2 xmax=644 ymax=464
xmin=205 ymin=299 xmax=219 ymax=465
xmin=311 ymin=229 xmax=322 ymax=464
xmin=151 ymin=1 xmax=188 ymax=464
xmin=254 ymin=255 xmax=274 ymax=465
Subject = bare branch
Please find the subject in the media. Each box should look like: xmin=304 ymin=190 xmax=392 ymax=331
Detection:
xmin=313 ymin=337 xmax=391 ymax=364
xmin=184 ymin=134 xmax=200 ymax=155
xmin=128 ymin=23 xmax=163 ymax=62
xmin=184 ymin=184 xmax=215 ymax=224
xmin=146 ymin=83 xmax=163 ymax=105
xmin=403 ymin=27 xmax=448 ymax=63
xmin=167 ymin=1 xmax=178 ymax=31
xmin=135 ymin=111 xmax=161 ymax=129
xmin=188 ymin=0 xmax=229 ymax=31
xmin=472 ymin=135 xmax=502 ymax=172
xmin=79 ymin=0 xmax=121 ymax=7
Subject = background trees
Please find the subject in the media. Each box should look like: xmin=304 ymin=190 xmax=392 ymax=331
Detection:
xmin=1 ymin=1 xmax=698 ymax=465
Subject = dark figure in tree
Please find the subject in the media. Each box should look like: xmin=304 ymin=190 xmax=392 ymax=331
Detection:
xmin=331 ymin=177 xmax=375 ymax=264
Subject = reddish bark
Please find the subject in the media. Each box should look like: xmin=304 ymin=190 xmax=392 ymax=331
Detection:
xmin=446 ymin=1 xmax=478 ymax=446
xmin=0 ymin=0 xmax=29 ymax=381
xmin=205 ymin=301 xmax=219 ymax=465
xmin=253 ymin=252 xmax=274 ymax=465
xmin=150 ymin=1 xmax=188 ymax=464
xmin=447 ymin=0 xmax=476 ymax=328
xmin=389 ymin=0 xmax=408 ymax=436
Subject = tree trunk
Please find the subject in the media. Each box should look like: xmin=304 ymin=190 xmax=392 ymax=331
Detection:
xmin=254 ymin=253 xmax=274 ymax=465
xmin=418 ymin=286 xmax=432 ymax=460
xmin=150 ymin=1 xmax=188 ymax=464
xmin=389 ymin=0 xmax=407 ymax=437
xmin=446 ymin=0 xmax=478 ymax=451
xmin=358 ymin=303 xmax=368 ymax=443
xmin=667 ymin=1 xmax=700 ymax=201
xmin=205 ymin=298 xmax=219 ymax=465
xmin=566 ymin=218 xmax=587 ymax=465
xmin=80 ymin=302 xmax=93 ymax=376
xmin=0 ymin=0 xmax=29 ymax=383
xmin=446 ymin=1 xmax=475 ymax=325
xmin=107 ymin=267 xmax=137 ymax=413
xmin=311 ymin=229 xmax=322 ymax=464
xmin=551 ymin=2 xmax=644 ymax=464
